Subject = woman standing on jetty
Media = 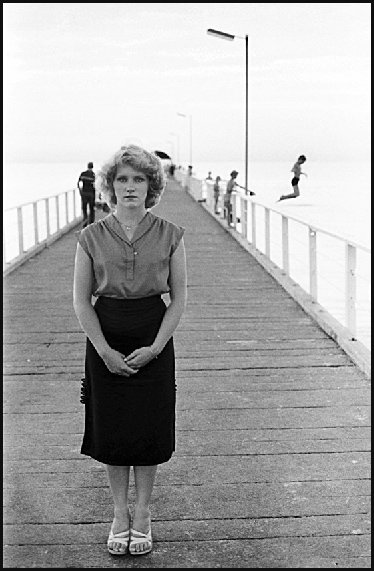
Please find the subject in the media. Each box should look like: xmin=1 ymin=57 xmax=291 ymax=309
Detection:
xmin=73 ymin=144 xmax=187 ymax=556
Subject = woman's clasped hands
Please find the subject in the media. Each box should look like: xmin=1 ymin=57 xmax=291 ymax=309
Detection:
xmin=101 ymin=346 xmax=157 ymax=376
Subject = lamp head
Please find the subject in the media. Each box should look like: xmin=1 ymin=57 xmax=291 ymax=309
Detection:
xmin=207 ymin=28 xmax=235 ymax=41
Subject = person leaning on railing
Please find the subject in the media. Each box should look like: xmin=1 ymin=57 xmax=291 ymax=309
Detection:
xmin=223 ymin=170 xmax=238 ymax=227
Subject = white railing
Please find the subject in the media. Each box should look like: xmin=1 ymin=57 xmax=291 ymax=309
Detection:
xmin=175 ymin=170 xmax=371 ymax=350
xmin=3 ymin=187 xmax=82 ymax=276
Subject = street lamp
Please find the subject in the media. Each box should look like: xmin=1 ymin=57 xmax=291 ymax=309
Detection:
xmin=169 ymin=132 xmax=180 ymax=164
xmin=166 ymin=139 xmax=175 ymax=160
xmin=207 ymin=28 xmax=252 ymax=196
xmin=169 ymin=132 xmax=180 ymax=165
xmin=177 ymin=112 xmax=192 ymax=166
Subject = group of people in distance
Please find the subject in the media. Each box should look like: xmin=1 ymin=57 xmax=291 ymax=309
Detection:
xmin=205 ymin=168 xmax=252 ymax=227
xmin=204 ymin=154 xmax=308 ymax=225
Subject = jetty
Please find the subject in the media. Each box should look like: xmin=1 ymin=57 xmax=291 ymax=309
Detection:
xmin=3 ymin=177 xmax=371 ymax=568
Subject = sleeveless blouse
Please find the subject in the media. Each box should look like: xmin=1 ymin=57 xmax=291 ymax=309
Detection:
xmin=78 ymin=212 xmax=185 ymax=299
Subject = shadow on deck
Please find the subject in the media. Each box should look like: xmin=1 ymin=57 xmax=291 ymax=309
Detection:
xmin=3 ymin=179 xmax=371 ymax=568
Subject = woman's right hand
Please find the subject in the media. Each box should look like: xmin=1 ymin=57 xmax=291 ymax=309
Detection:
xmin=100 ymin=347 xmax=138 ymax=376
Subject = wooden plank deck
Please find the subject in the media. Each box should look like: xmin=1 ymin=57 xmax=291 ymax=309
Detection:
xmin=3 ymin=179 xmax=371 ymax=568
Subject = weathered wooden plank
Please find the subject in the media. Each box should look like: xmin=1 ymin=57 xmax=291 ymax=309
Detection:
xmin=3 ymin=335 xmax=339 ymax=350
xmin=2 ymin=344 xmax=347 ymax=361
xmin=4 ymin=426 xmax=371 ymax=450
xmin=2 ymin=378 xmax=370 ymax=397
xmin=2 ymin=536 xmax=371 ymax=568
xmin=3 ymin=406 xmax=370 ymax=434
xmin=3 ymin=480 xmax=371 ymax=523
xmin=2 ymin=459 xmax=371 ymax=488
xmin=4 ymin=365 xmax=369 ymax=386
xmin=3 ymin=453 xmax=371 ymax=483
xmin=3 ymin=435 xmax=371 ymax=461
xmin=3 ymin=513 xmax=371 ymax=545
xmin=4 ymin=384 xmax=370 ymax=413
xmin=2 ymin=353 xmax=355 ymax=375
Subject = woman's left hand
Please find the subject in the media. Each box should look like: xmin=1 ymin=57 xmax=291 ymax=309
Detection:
xmin=124 ymin=346 xmax=157 ymax=369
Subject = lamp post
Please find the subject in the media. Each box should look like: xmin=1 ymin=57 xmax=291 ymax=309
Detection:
xmin=169 ymin=132 xmax=180 ymax=165
xmin=207 ymin=28 xmax=250 ymax=195
xmin=177 ymin=112 xmax=192 ymax=166
xmin=166 ymin=139 xmax=175 ymax=160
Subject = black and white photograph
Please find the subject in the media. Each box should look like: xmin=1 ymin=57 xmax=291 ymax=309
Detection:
xmin=3 ymin=3 xmax=371 ymax=568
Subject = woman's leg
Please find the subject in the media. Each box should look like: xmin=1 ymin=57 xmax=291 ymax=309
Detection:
xmin=131 ymin=465 xmax=158 ymax=552
xmin=106 ymin=465 xmax=131 ymax=552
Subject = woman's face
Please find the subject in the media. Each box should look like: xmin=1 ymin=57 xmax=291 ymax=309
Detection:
xmin=113 ymin=165 xmax=149 ymax=208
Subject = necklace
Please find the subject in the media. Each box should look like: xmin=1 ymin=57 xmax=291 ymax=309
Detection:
xmin=114 ymin=212 xmax=147 ymax=231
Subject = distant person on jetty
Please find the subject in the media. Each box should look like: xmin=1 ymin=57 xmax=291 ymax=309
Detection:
xmin=73 ymin=144 xmax=187 ymax=557
xmin=214 ymin=175 xmax=221 ymax=214
xmin=183 ymin=164 xmax=193 ymax=191
xmin=278 ymin=155 xmax=307 ymax=201
xmin=224 ymin=170 xmax=238 ymax=227
xmin=206 ymin=171 xmax=213 ymax=180
xmin=78 ymin=162 xmax=96 ymax=227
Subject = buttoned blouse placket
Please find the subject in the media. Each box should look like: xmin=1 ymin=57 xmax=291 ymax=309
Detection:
xmin=106 ymin=214 xmax=154 ymax=282
xmin=124 ymin=238 xmax=137 ymax=281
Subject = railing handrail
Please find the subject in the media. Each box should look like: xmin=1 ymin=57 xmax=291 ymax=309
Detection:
xmin=3 ymin=187 xmax=82 ymax=275
xmin=3 ymin=187 xmax=78 ymax=213
xmin=202 ymin=179 xmax=371 ymax=253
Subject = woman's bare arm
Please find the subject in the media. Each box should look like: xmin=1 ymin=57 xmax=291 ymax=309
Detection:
xmin=125 ymin=237 xmax=187 ymax=368
xmin=73 ymin=243 xmax=137 ymax=376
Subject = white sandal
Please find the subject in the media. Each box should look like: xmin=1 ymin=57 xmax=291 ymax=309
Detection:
xmin=107 ymin=528 xmax=130 ymax=555
xmin=129 ymin=528 xmax=153 ymax=555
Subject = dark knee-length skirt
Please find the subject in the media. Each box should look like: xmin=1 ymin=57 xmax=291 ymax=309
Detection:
xmin=80 ymin=295 xmax=176 ymax=466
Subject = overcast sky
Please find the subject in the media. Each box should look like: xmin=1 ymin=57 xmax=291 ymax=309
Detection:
xmin=3 ymin=3 xmax=371 ymax=164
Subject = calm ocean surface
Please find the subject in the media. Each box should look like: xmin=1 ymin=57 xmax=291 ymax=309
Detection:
xmin=3 ymin=159 xmax=370 ymax=348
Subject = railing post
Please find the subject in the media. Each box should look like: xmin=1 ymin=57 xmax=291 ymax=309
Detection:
xmin=265 ymin=208 xmax=270 ymax=257
xmin=65 ymin=191 xmax=69 ymax=224
xmin=55 ymin=196 xmax=60 ymax=231
xmin=232 ymin=193 xmax=237 ymax=230
xmin=251 ymin=202 xmax=256 ymax=247
xmin=45 ymin=198 xmax=51 ymax=238
xmin=33 ymin=202 xmax=39 ymax=245
xmin=3 ymin=232 xmax=7 ymax=266
xmin=309 ymin=227 xmax=317 ymax=298
xmin=345 ymin=243 xmax=357 ymax=338
xmin=72 ymin=189 xmax=77 ymax=219
xmin=282 ymin=215 xmax=289 ymax=274
xmin=241 ymin=197 xmax=247 ymax=238
xmin=17 ymin=207 xmax=24 ymax=255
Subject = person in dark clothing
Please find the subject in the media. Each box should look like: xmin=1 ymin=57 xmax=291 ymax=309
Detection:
xmin=78 ymin=162 xmax=96 ymax=227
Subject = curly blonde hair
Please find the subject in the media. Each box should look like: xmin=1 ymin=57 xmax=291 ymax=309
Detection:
xmin=95 ymin=145 xmax=166 ymax=209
